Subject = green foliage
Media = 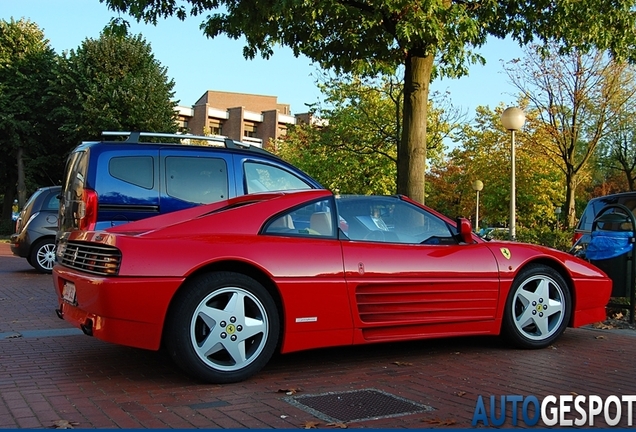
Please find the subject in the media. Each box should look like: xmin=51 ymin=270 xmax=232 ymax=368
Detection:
xmin=430 ymin=105 xmax=565 ymax=229
xmin=50 ymin=30 xmax=178 ymax=145
xmin=274 ymin=73 xmax=457 ymax=194
xmin=512 ymin=226 xmax=574 ymax=252
xmin=0 ymin=18 xmax=59 ymax=217
xmin=102 ymin=0 xmax=636 ymax=205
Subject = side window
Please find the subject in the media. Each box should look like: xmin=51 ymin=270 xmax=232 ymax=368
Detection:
xmin=44 ymin=191 xmax=60 ymax=211
xmin=166 ymin=156 xmax=229 ymax=204
xmin=245 ymin=162 xmax=312 ymax=193
xmin=264 ymin=198 xmax=335 ymax=238
xmin=109 ymin=156 xmax=154 ymax=189
xmin=336 ymin=197 xmax=454 ymax=244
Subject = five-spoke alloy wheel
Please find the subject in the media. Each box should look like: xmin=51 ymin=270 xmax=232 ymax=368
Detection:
xmin=503 ymin=264 xmax=571 ymax=348
xmin=166 ymin=272 xmax=279 ymax=383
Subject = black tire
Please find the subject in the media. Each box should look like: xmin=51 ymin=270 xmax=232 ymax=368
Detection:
xmin=502 ymin=264 xmax=572 ymax=349
xmin=165 ymin=272 xmax=280 ymax=383
xmin=29 ymin=238 xmax=56 ymax=274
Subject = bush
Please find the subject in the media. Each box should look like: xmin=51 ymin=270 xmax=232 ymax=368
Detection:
xmin=0 ymin=219 xmax=14 ymax=236
xmin=488 ymin=226 xmax=573 ymax=252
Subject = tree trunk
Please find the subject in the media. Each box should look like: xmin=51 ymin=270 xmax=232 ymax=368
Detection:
xmin=398 ymin=48 xmax=434 ymax=204
xmin=2 ymin=171 xmax=17 ymax=225
xmin=17 ymin=146 xmax=26 ymax=207
xmin=565 ymin=171 xmax=577 ymax=229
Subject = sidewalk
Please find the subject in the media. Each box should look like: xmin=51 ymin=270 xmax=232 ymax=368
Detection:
xmin=1 ymin=242 xmax=635 ymax=429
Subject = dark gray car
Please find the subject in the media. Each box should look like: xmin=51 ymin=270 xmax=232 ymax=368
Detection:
xmin=10 ymin=186 xmax=61 ymax=273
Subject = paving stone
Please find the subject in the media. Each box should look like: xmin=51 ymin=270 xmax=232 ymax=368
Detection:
xmin=1 ymin=242 xmax=635 ymax=428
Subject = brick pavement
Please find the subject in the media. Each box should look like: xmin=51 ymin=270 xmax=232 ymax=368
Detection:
xmin=1 ymin=241 xmax=635 ymax=429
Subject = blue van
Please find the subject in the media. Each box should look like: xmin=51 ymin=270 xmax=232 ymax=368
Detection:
xmin=57 ymin=132 xmax=322 ymax=237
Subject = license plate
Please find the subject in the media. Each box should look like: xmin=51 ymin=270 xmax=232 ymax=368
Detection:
xmin=62 ymin=281 xmax=76 ymax=304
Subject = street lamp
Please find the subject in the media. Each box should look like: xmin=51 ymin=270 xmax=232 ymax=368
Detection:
xmin=555 ymin=206 xmax=562 ymax=228
xmin=472 ymin=180 xmax=483 ymax=232
xmin=501 ymin=107 xmax=526 ymax=240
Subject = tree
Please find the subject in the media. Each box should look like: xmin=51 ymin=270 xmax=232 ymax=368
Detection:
xmin=597 ymin=93 xmax=636 ymax=191
xmin=275 ymin=73 xmax=460 ymax=194
xmin=0 ymin=18 xmax=57 ymax=220
xmin=504 ymin=44 xmax=636 ymax=228
xmin=102 ymin=0 xmax=636 ymax=204
xmin=50 ymin=29 xmax=178 ymax=146
xmin=428 ymin=105 xmax=564 ymax=230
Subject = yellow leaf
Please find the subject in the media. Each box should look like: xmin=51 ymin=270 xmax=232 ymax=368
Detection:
xmin=392 ymin=361 xmax=413 ymax=366
xmin=51 ymin=420 xmax=79 ymax=429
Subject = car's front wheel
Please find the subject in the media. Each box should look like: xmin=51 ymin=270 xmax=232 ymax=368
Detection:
xmin=29 ymin=238 xmax=56 ymax=273
xmin=502 ymin=264 xmax=572 ymax=348
xmin=165 ymin=272 xmax=280 ymax=383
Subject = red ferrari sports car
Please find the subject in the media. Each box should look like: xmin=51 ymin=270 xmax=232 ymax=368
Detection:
xmin=53 ymin=189 xmax=611 ymax=383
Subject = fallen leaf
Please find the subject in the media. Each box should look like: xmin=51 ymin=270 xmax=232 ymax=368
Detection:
xmin=592 ymin=322 xmax=614 ymax=330
xmin=326 ymin=422 xmax=348 ymax=428
xmin=280 ymin=415 xmax=289 ymax=419
xmin=613 ymin=312 xmax=624 ymax=320
xmin=455 ymin=391 xmax=466 ymax=397
xmin=302 ymin=420 xmax=321 ymax=429
xmin=452 ymin=352 xmax=460 ymax=355
xmin=50 ymin=419 xmax=79 ymax=429
xmin=570 ymin=392 xmax=579 ymax=396
xmin=392 ymin=361 xmax=413 ymax=367
xmin=424 ymin=418 xmax=457 ymax=426
xmin=595 ymin=335 xmax=606 ymax=340
xmin=278 ymin=387 xmax=302 ymax=395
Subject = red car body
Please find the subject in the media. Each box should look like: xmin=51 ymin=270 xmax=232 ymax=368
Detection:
xmin=53 ymin=189 xmax=611 ymax=383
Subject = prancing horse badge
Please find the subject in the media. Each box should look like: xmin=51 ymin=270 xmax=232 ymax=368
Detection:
xmin=500 ymin=248 xmax=511 ymax=260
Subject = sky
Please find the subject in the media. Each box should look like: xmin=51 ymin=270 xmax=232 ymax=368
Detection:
xmin=3 ymin=0 xmax=523 ymax=118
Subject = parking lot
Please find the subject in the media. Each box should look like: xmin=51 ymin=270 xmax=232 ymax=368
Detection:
xmin=1 ymin=242 xmax=636 ymax=429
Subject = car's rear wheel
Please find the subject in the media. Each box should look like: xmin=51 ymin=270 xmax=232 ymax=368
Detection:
xmin=165 ymin=272 xmax=279 ymax=383
xmin=502 ymin=264 xmax=571 ymax=348
xmin=29 ymin=238 xmax=56 ymax=273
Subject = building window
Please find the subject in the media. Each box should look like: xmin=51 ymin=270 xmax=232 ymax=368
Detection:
xmin=209 ymin=120 xmax=222 ymax=136
xmin=244 ymin=123 xmax=257 ymax=138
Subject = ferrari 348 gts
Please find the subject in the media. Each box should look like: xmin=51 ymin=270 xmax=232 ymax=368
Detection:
xmin=53 ymin=189 xmax=611 ymax=383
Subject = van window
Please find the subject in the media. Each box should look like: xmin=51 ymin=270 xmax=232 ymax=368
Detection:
xmin=166 ymin=156 xmax=228 ymax=204
xmin=245 ymin=162 xmax=312 ymax=193
xmin=109 ymin=156 xmax=154 ymax=189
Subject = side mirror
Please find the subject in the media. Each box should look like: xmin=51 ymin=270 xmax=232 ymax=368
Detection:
xmin=456 ymin=217 xmax=474 ymax=244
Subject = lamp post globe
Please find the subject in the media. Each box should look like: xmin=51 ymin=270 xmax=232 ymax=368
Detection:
xmin=500 ymin=107 xmax=526 ymax=240
xmin=501 ymin=107 xmax=526 ymax=131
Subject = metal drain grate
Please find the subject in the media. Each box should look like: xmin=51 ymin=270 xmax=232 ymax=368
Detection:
xmin=284 ymin=388 xmax=433 ymax=423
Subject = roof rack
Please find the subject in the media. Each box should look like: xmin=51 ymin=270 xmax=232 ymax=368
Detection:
xmin=101 ymin=131 xmax=252 ymax=150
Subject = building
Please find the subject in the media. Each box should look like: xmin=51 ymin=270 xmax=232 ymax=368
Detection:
xmin=175 ymin=90 xmax=306 ymax=149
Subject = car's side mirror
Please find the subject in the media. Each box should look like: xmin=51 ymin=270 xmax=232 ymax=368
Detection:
xmin=456 ymin=217 xmax=474 ymax=244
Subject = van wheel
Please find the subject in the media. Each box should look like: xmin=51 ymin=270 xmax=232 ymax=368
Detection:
xmin=165 ymin=272 xmax=279 ymax=383
xmin=502 ymin=264 xmax=571 ymax=348
xmin=29 ymin=238 xmax=56 ymax=273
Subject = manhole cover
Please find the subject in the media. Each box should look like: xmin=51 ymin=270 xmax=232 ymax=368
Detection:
xmin=284 ymin=388 xmax=433 ymax=423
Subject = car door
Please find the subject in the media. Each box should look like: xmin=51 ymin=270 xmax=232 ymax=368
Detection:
xmin=260 ymin=196 xmax=352 ymax=352
xmin=336 ymin=196 xmax=501 ymax=343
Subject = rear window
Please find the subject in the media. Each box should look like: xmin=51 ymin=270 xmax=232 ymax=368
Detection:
xmin=62 ymin=150 xmax=88 ymax=202
xmin=43 ymin=190 xmax=60 ymax=211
